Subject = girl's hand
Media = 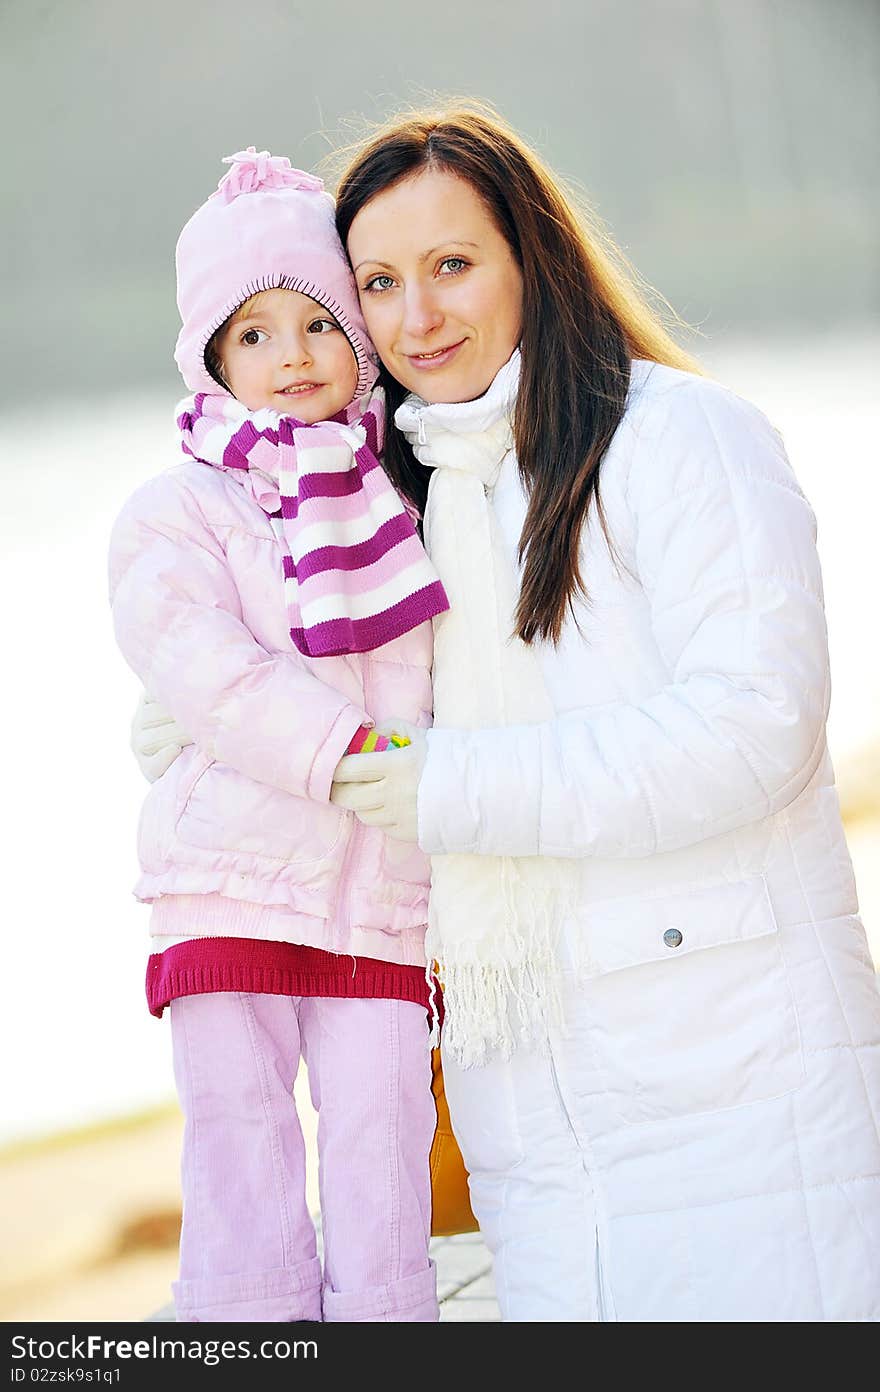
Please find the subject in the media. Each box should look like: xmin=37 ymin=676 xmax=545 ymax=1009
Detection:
xmin=131 ymin=690 xmax=194 ymax=782
xmin=330 ymin=719 xmax=427 ymax=843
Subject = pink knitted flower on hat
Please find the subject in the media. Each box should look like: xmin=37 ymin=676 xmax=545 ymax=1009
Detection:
xmin=213 ymin=147 xmax=325 ymax=203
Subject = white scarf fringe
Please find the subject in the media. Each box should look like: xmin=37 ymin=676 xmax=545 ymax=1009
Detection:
xmin=397 ymin=352 xmax=581 ymax=1068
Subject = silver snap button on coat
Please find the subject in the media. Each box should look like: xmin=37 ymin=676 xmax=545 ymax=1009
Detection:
xmin=663 ymin=927 xmax=683 ymax=948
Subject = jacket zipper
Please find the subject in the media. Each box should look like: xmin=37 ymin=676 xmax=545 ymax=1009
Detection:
xmin=331 ymin=658 xmax=373 ymax=948
xmin=331 ymin=816 xmax=361 ymax=953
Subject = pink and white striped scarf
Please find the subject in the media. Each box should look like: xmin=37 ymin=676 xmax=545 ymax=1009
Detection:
xmin=177 ymin=387 xmax=449 ymax=657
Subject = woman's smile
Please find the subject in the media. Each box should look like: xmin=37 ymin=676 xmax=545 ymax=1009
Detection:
xmin=405 ymin=339 xmax=468 ymax=370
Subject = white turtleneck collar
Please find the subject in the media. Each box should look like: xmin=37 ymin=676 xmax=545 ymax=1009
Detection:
xmin=394 ymin=348 xmax=521 ymax=487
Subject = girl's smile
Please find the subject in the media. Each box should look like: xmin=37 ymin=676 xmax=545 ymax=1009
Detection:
xmin=276 ymin=380 xmax=325 ymax=397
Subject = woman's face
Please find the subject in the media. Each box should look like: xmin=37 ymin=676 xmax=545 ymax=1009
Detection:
xmin=347 ymin=169 xmax=524 ymax=404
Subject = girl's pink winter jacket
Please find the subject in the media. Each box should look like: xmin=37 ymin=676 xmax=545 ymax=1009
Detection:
xmin=108 ymin=461 xmax=433 ymax=967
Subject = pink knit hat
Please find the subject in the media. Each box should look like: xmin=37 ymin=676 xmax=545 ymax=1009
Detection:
xmin=174 ymin=147 xmax=376 ymax=398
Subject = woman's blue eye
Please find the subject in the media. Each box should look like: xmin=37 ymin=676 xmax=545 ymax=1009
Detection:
xmin=364 ymin=274 xmax=395 ymax=293
xmin=439 ymin=257 xmax=468 ymax=275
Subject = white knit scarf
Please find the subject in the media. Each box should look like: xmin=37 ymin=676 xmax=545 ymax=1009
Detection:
xmin=396 ymin=353 xmax=581 ymax=1067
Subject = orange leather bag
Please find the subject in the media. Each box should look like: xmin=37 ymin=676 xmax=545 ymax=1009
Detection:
xmin=429 ymin=1047 xmax=479 ymax=1236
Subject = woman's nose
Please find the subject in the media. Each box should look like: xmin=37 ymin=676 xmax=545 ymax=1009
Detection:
xmin=401 ymin=284 xmax=443 ymax=339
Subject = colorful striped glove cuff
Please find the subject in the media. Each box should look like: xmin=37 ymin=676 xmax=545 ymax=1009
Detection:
xmin=345 ymin=724 xmax=412 ymax=754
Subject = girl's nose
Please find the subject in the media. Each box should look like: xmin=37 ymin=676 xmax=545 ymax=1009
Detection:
xmin=402 ymin=284 xmax=443 ymax=339
xmin=280 ymin=333 xmax=312 ymax=368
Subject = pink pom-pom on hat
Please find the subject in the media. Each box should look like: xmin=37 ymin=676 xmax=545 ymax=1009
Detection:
xmin=174 ymin=147 xmax=376 ymax=398
xmin=212 ymin=147 xmax=325 ymax=202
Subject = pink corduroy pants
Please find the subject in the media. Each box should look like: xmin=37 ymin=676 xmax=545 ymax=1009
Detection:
xmin=169 ymin=991 xmax=438 ymax=1322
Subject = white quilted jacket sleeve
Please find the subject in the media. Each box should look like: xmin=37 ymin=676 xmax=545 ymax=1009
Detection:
xmin=108 ymin=469 xmax=367 ymax=802
xmin=419 ymin=379 xmax=831 ymax=859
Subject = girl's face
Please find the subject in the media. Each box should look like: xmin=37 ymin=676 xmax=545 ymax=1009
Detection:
xmin=346 ymin=170 xmax=523 ymax=404
xmin=216 ymin=288 xmax=358 ymax=420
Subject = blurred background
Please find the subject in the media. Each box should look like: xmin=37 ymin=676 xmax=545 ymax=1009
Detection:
xmin=2 ymin=0 xmax=878 ymax=1321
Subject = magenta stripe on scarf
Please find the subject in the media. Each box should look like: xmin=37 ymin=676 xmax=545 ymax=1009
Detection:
xmin=291 ymin=483 xmax=403 ymax=531
xmin=296 ymin=469 xmax=365 ymax=501
xmin=290 ymin=581 xmax=449 ymax=657
xmin=222 ymin=420 xmax=263 ymax=468
xmin=299 ymin=532 xmax=433 ymax=601
xmin=295 ymin=511 xmax=414 ymax=580
xmin=297 ymin=443 xmax=381 ymax=483
xmin=281 ymin=449 xmax=382 ymax=515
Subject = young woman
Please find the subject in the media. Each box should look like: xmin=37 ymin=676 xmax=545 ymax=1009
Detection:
xmin=329 ymin=106 xmax=880 ymax=1323
xmin=135 ymin=107 xmax=880 ymax=1322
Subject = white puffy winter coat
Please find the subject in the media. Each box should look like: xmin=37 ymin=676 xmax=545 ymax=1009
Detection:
xmin=414 ymin=358 xmax=880 ymax=1321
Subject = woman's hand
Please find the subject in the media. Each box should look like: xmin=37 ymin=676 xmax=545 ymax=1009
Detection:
xmin=330 ymin=719 xmax=427 ymax=842
xmin=131 ymin=691 xmax=194 ymax=782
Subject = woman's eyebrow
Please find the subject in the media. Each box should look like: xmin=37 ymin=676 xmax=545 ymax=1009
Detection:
xmin=418 ymin=240 xmax=478 ymax=263
xmin=354 ymin=240 xmax=479 ymax=273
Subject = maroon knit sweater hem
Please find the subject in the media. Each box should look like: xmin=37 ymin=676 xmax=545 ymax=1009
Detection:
xmin=146 ymin=937 xmax=441 ymax=1020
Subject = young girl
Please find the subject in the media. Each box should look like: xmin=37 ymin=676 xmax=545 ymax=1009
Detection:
xmin=108 ymin=147 xmax=448 ymax=1323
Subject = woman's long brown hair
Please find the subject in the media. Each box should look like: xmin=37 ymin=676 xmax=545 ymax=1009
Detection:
xmin=334 ymin=102 xmax=701 ymax=646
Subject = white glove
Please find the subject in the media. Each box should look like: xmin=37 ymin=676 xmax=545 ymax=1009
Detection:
xmin=131 ymin=691 xmax=194 ymax=783
xmin=329 ymin=719 xmax=427 ymax=843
